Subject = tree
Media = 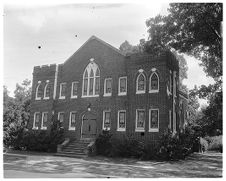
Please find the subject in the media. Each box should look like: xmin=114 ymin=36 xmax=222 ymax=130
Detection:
xmin=146 ymin=3 xmax=222 ymax=80
xmin=3 ymin=80 xmax=32 ymax=148
xmin=145 ymin=3 xmax=222 ymax=136
xmin=119 ymin=40 xmax=140 ymax=55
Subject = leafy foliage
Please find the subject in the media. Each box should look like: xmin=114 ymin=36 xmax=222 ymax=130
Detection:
xmin=95 ymin=131 xmax=113 ymax=156
xmin=96 ymin=129 xmax=197 ymax=161
xmin=119 ymin=40 xmax=144 ymax=55
xmin=3 ymin=81 xmax=31 ymax=149
xmin=95 ymin=131 xmax=144 ymax=158
xmin=205 ymin=135 xmax=222 ymax=152
xmin=146 ymin=3 xmax=222 ymax=79
xmin=22 ymin=119 xmax=65 ymax=152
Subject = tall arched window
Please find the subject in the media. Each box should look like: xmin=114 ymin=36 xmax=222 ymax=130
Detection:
xmin=44 ymin=80 xmax=50 ymax=99
xmin=35 ymin=81 xmax=42 ymax=100
xmin=82 ymin=61 xmax=100 ymax=97
xmin=149 ymin=72 xmax=159 ymax=93
xmin=136 ymin=73 xmax=146 ymax=94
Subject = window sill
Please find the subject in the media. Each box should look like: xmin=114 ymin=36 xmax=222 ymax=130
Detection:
xmin=135 ymin=129 xmax=145 ymax=132
xmin=69 ymin=127 xmax=76 ymax=131
xmin=103 ymin=128 xmax=110 ymax=131
xmin=81 ymin=95 xmax=99 ymax=98
xmin=136 ymin=91 xmax=145 ymax=94
xmin=149 ymin=129 xmax=159 ymax=132
xmin=71 ymin=96 xmax=78 ymax=99
xmin=118 ymin=92 xmax=127 ymax=96
xmin=117 ymin=129 xmax=126 ymax=132
xmin=32 ymin=127 xmax=38 ymax=130
xmin=43 ymin=97 xmax=50 ymax=100
xmin=149 ymin=90 xmax=159 ymax=93
xmin=103 ymin=94 xmax=112 ymax=97
xmin=59 ymin=96 xmax=66 ymax=99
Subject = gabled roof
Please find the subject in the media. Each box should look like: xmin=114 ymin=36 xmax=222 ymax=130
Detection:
xmin=64 ymin=35 xmax=125 ymax=64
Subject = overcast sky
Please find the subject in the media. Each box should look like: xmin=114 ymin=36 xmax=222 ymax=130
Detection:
xmin=3 ymin=2 xmax=215 ymax=104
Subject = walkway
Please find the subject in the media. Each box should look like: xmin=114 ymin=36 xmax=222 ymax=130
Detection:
xmin=3 ymin=151 xmax=222 ymax=178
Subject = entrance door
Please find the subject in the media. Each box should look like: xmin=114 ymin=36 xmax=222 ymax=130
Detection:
xmin=81 ymin=112 xmax=97 ymax=139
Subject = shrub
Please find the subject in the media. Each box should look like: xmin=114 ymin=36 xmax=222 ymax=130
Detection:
xmin=7 ymin=119 xmax=65 ymax=152
xmin=109 ymin=135 xmax=144 ymax=158
xmin=205 ymin=135 xmax=222 ymax=152
xmin=95 ymin=132 xmax=144 ymax=158
xmin=95 ymin=130 xmax=112 ymax=156
xmin=199 ymin=137 xmax=209 ymax=152
xmin=154 ymin=129 xmax=195 ymax=161
xmin=96 ymin=128 xmax=198 ymax=161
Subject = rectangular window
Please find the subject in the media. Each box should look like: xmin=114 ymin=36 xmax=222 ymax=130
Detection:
xmin=104 ymin=78 xmax=112 ymax=96
xmin=118 ymin=76 xmax=127 ymax=96
xmin=69 ymin=112 xmax=76 ymax=130
xmin=71 ymin=82 xmax=78 ymax=98
xmin=59 ymin=83 xmax=66 ymax=99
xmin=33 ymin=112 xmax=40 ymax=129
xmin=41 ymin=112 xmax=48 ymax=130
xmin=149 ymin=109 xmax=159 ymax=132
xmin=117 ymin=110 xmax=126 ymax=131
xmin=103 ymin=110 xmax=111 ymax=130
xmin=135 ymin=109 xmax=145 ymax=132
xmin=58 ymin=112 xmax=64 ymax=123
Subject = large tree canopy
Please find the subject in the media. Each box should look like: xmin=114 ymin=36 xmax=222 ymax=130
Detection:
xmin=146 ymin=3 xmax=222 ymax=80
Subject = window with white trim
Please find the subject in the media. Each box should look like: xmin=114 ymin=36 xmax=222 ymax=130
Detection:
xmin=59 ymin=83 xmax=66 ymax=99
xmin=149 ymin=72 xmax=159 ymax=93
xmin=118 ymin=76 xmax=127 ymax=96
xmin=117 ymin=110 xmax=126 ymax=131
xmin=135 ymin=109 xmax=145 ymax=132
xmin=33 ymin=112 xmax=40 ymax=129
xmin=69 ymin=111 xmax=76 ymax=130
xmin=82 ymin=62 xmax=100 ymax=97
xmin=149 ymin=109 xmax=159 ymax=132
xmin=35 ymin=81 xmax=42 ymax=100
xmin=58 ymin=112 xmax=64 ymax=123
xmin=71 ymin=81 xmax=78 ymax=98
xmin=104 ymin=78 xmax=112 ymax=96
xmin=41 ymin=112 xmax=48 ymax=130
xmin=103 ymin=110 xmax=111 ymax=130
xmin=44 ymin=81 xmax=50 ymax=99
xmin=136 ymin=73 xmax=146 ymax=94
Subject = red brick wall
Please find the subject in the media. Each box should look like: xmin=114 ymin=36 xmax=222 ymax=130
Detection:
xmin=28 ymin=38 xmax=181 ymax=144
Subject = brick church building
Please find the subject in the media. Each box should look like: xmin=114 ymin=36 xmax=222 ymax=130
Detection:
xmin=28 ymin=36 xmax=188 ymax=151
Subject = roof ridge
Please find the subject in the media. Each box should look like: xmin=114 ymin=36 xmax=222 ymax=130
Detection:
xmin=64 ymin=35 xmax=125 ymax=64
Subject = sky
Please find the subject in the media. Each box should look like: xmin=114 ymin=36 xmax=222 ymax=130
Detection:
xmin=3 ymin=1 xmax=215 ymax=105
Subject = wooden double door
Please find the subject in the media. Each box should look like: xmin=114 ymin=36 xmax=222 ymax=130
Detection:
xmin=81 ymin=112 xmax=97 ymax=139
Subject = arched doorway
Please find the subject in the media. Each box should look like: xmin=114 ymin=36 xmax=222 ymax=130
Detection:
xmin=81 ymin=112 xmax=97 ymax=139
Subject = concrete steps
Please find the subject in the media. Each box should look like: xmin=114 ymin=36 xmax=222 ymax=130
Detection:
xmin=55 ymin=139 xmax=94 ymax=158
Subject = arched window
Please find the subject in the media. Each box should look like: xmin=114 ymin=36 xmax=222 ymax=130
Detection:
xmin=35 ymin=81 xmax=42 ymax=100
xmin=82 ymin=62 xmax=100 ymax=97
xmin=44 ymin=81 xmax=50 ymax=99
xmin=149 ymin=72 xmax=159 ymax=93
xmin=136 ymin=73 xmax=146 ymax=94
